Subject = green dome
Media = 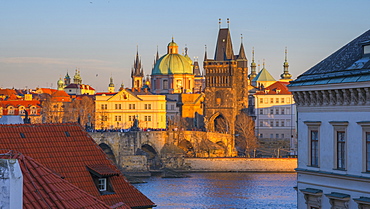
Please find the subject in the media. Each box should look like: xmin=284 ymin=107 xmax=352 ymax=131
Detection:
xmin=152 ymin=54 xmax=193 ymax=75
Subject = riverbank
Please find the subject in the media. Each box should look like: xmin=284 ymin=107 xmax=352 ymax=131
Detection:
xmin=182 ymin=158 xmax=297 ymax=172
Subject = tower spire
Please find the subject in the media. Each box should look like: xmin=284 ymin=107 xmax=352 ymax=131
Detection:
xmin=280 ymin=47 xmax=292 ymax=80
xmin=249 ymin=47 xmax=257 ymax=81
xmin=219 ymin=18 xmax=221 ymax=29
xmin=204 ymin=45 xmax=208 ymax=61
xmin=238 ymin=34 xmax=247 ymax=60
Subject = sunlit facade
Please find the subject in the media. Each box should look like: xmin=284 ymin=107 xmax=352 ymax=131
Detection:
xmin=95 ymin=88 xmax=166 ymax=130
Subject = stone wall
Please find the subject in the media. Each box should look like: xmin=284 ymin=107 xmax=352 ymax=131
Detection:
xmin=184 ymin=158 xmax=297 ymax=172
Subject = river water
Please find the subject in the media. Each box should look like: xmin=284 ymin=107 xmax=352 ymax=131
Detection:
xmin=134 ymin=172 xmax=297 ymax=209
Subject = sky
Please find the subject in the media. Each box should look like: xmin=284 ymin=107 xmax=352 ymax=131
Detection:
xmin=1 ymin=0 xmax=369 ymax=92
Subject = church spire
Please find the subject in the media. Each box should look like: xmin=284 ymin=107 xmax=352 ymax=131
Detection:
xmin=131 ymin=47 xmax=144 ymax=89
xmin=280 ymin=47 xmax=292 ymax=81
xmin=108 ymin=75 xmax=115 ymax=93
xmin=249 ymin=47 xmax=257 ymax=81
xmin=204 ymin=45 xmax=208 ymax=61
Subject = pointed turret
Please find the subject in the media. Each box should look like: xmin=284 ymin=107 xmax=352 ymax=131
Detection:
xmin=193 ymin=58 xmax=201 ymax=76
xmin=204 ymin=45 xmax=208 ymax=61
xmin=237 ymin=35 xmax=247 ymax=60
xmin=280 ymin=47 xmax=292 ymax=81
xmin=249 ymin=48 xmax=257 ymax=81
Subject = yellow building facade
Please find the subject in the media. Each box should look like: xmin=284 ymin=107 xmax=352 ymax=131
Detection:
xmin=95 ymin=88 xmax=166 ymax=130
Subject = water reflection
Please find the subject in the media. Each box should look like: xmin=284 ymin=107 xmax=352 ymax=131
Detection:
xmin=134 ymin=172 xmax=297 ymax=209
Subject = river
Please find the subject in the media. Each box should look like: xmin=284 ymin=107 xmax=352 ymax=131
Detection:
xmin=134 ymin=172 xmax=297 ymax=209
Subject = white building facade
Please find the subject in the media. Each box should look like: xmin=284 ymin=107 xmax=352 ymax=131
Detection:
xmin=289 ymin=29 xmax=370 ymax=209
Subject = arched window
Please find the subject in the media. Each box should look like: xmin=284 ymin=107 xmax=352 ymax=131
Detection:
xmin=8 ymin=106 xmax=14 ymax=115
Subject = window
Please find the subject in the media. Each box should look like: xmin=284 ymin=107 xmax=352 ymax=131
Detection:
xmin=287 ymin=97 xmax=290 ymax=103
xmin=129 ymin=104 xmax=136 ymax=109
xmin=276 ymin=121 xmax=279 ymax=127
xmin=115 ymin=116 xmax=121 ymax=121
xmin=270 ymin=98 xmax=274 ymax=103
xmin=115 ymin=104 xmax=121 ymax=109
xmin=330 ymin=121 xmax=348 ymax=170
xmin=305 ymin=121 xmax=321 ymax=167
xmin=163 ymin=80 xmax=168 ymax=89
xmin=275 ymin=108 xmax=279 ymax=114
xmin=286 ymin=107 xmax=290 ymax=114
xmin=260 ymin=133 xmax=263 ymax=138
xmin=337 ymin=131 xmax=346 ymax=169
xmin=30 ymin=106 xmax=37 ymax=115
xmin=281 ymin=98 xmax=285 ymax=103
xmin=259 ymin=98 xmax=263 ymax=104
xmin=281 ymin=134 xmax=284 ymax=139
xmin=270 ymin=121 xmax=274 ymax=127
xmin=259 ymin=109 xmax=263 ymax=115
xmin=260 ymin=121 xmax=263 ymax=127
xmin=98 ymin=178 xmax=107 ymax=191
xmin=276 ymin=134 xmax=279 ymax=138
xmin=281 ymin=108 xmax=285 ymax=115
xmin=281 ymin=121 xmax=285 ymax=127
xmin=270 ymin=109 xmax=274 ymax=115
xmin=357 ymin=121 xmax=370 ymax=172
xmin=144 ymin=116 xmax=152 ymax=121
xmin=171 ymin=105 xmax=174 ymax=110
xmin=101 ymin=115 xmax=108 ymax=121
xmin=101 ymin=104 xmax=107 ymax=110
xmin=129 ymin=115 xmax=136 ymax=121
xmin=8 ymin=106 xmax=14 ymax=115
xmin=276 ymin=98 xmax=279 ymax=103
xmin=270 ymin=134 xmax=273 ymax=138
xmin=311 ymin=130 xmax=319 ymax=167
xmin=145 ymin=104 xmax=152 ymax=110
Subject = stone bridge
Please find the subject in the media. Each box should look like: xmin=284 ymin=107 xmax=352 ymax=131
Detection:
xmin=89 ymin=130 xmax=233 ymax=173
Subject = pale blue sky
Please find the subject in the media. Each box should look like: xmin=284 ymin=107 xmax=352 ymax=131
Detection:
xmin=1 ymin=0 xmax=369 ymax=91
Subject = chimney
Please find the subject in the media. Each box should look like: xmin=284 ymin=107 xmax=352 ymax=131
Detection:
xmin=0 ymin=159 xmax=23 ymax=209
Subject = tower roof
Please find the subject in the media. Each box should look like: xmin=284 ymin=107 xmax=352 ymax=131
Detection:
xmin=253 ymin=66 xmax=276 ymax=82
xmin=214 ymin=28 xmax=234 ymax=61
xmin=237 ymin=36 xmax=247 ymax=60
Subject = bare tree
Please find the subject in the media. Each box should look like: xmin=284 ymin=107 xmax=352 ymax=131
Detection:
xmin=235 ymin=113 xmax=258 ymax=157
xmin=63 ymin=96 xmax=94 ymax=127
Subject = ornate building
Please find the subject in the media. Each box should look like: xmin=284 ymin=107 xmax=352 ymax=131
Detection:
xmin=203 ymin=21 xmax=250 ymax=139
xmin=151 ymin=38 xmax=195 ymax=94
xmin=289 ymin=29 xmax=370 ymax=208
xmin=62 ymin=70 xmax=95 ymax=95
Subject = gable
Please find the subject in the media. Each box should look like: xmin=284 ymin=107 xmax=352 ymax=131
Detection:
xmin=107 ymin=89 xmax=142 ymax=102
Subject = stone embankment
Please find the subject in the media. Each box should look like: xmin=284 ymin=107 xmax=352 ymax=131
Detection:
xmin=182 ymin=158 xmax=297 ymax=172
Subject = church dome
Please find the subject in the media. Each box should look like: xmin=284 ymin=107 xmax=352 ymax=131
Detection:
xmin=152 ymin=39 xmax=193 ymax=75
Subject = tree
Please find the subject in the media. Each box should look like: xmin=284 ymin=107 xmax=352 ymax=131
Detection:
xmin=235 ymin=113 xmax=258 ymax=157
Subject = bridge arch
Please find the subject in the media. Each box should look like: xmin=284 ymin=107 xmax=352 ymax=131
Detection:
xmin=99 ymin=143 xmax=117 ymax=164
xmin=137 ymin=143 xmax=162 ymax=170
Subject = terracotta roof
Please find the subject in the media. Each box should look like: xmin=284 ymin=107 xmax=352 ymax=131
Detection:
xmin=0 ymin=150 xmax=123 ymax=209
xmin=0 ymin=89 xmax=17 ymax=96
xmin=255 ymin=81 xmax=292 ymax=95
xmin=0 ymin=100 xmax=41 ymax=108
xmin=0 ymin=123 xmax=155 ymax=208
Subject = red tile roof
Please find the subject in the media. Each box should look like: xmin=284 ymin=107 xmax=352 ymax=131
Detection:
xmin=0 ymin=150 xmax=125 ymax=209
xmin=254 ymin=81 xmax=292 ymax=95
xmin=0 ymin=123 xmax=155 ymax=208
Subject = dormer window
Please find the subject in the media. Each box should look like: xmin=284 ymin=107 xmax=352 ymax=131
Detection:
xmin=87 ymin=164 xmax=119 ymax=195
xmin=364 ymin=45 xmax=370 ymax=56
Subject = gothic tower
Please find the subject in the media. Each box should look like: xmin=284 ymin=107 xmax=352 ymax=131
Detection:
xmin=203 ymin=19 xmax=250 ymax=156
xmin=131 ymin=47 xmax=144 ymax=89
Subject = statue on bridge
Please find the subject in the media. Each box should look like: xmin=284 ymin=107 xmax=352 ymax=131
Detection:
xmin=130 ymin=115 xmax=140 ymax=131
